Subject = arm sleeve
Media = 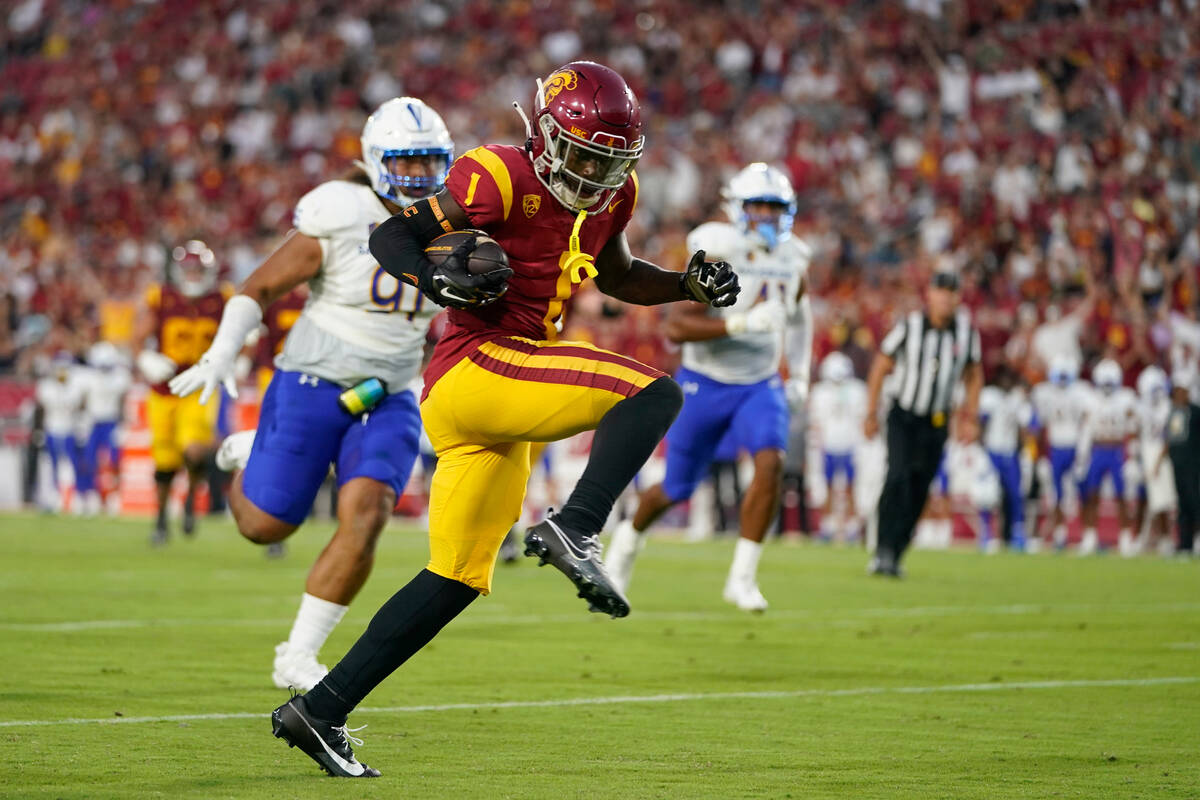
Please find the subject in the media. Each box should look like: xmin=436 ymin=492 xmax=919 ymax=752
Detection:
xmin=967 ymin=327 xmax=982 ymax=365
xmin=368 ymin=201 xmax=449 ymax=288
xmin=880 ymin=318 xmax=907 ymax=358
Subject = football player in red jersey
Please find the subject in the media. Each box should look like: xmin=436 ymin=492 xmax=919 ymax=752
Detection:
xmin=271 ymin=62 xmax=739 ymax=778
xmin=133 ymin=240 xmax=230 ymax=545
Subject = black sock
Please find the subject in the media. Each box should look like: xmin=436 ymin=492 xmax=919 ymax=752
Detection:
xmin=304 ymin=569 xmax=479 ymax=722
xmin=555 ymin=377 xmax=683 ymax=533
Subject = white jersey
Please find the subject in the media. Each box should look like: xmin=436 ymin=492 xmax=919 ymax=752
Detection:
xmin=1082 ymin=386 xmax=1137 ymax=444
xmin=1031 ymin=381 xmax=1091 ymax=449
xmin=1137 ymin=394 xmax=1171 ymax=447
xmin=979 ymin=385 xmax=1031 ymax=455
xmin=1137 ymin=394 xmax=1177 ymax=512
xmin=36 ymin=373 xmax=85 ymax=437
xmin=81 ymin=366 xmax=131 ymax=424
xmin=809 ymin=378 xmax=867 ymax=454
xmin=276 ymin=180 xmax=437 ymax=391
xmin=680 ymin=222 xmax=809 ymax=385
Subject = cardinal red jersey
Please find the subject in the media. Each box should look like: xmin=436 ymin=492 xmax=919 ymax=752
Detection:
xmin=145 ymin=282 xmax=230 ymax=395
xmin=423 ymin=144 xmax=638 ymax=395
xmin=256 ymin=288 xmax=307 ymax=370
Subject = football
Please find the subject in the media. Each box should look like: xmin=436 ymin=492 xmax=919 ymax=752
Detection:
xmin=425 ymin=229 xmax=509 ymax=275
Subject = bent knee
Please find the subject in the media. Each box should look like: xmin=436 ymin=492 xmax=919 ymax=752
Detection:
xmin=235 ymin=508 xmax=295 ymax=544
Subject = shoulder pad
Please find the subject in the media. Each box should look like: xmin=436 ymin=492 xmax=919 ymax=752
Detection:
xmin=686 ymin=222 xmax=742 ymax=262
xmin=293 ymin=181 xmax=363 ymax=238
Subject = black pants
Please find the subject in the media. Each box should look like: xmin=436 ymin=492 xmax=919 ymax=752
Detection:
xmin=1171 ymin=459 xmax=1199 ymax=552
xmin=877 ymin=406 xmax=948 ymax=561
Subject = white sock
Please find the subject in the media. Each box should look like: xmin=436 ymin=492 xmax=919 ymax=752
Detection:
xmin=285 ymin=593 xmax=348 ymax=655
xmin=1053 ymin=525 xmax=1067 ymax=546
xmin=729 ymin=537 xmax=763 ymax=584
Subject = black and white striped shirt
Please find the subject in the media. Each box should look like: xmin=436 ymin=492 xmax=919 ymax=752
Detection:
xmin=880 ymin=310 xmax=981 ymax=419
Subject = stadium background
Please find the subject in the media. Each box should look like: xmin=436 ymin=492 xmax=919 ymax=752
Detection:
xmin=1 ymin=0 xmax=1199 ymax=531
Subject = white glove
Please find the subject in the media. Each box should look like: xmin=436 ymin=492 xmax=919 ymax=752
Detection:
xmin=725 ymin=301 xmax=786 ymax=336
xmin=786 ymin=377 xmax=809 ymax=409
xmin=136 ymin=350 xmax=178 ymax=385
xmin=169 ymin=350 xmax=238 ymax=404
xmin=168 ymin=294 xmax=263 ymax=404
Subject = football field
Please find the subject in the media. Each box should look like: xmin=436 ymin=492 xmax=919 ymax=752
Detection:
xmin=2 ymin=512 xmax=1198 ymax=799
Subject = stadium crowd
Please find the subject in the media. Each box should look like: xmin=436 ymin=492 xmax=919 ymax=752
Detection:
xmin=2 ymin=1 xmax=1200 ymax=551
xmin=1 ymin=0 xmax=1198 ymax=380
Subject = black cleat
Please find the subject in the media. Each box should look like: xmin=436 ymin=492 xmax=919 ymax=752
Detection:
xmin=149 ymin=520 xmax=169 ymax=547
xmin=866 ymin=549 xmax=903 ymax=578
xmin=265 ymin=541 xmax=287 ymax=559
xmin=498 ymin=529 xmax=520 ymax=564
xmin=524 ymin=516 xmax=630 ymax=618
xmin=271 ymin=694 xmax=380 ymax=778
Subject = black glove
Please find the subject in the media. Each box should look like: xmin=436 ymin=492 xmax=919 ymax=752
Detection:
xmin=419 ymin=238 xmax=513 ymax=310
xmin=680 ymin=249 xmax=740 ymax=307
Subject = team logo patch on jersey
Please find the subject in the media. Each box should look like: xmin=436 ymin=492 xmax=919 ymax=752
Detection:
xmin=542 ymin=69 xmax=578 ymax=104
xmin=523 ymin=194 xmax=541 ymax=218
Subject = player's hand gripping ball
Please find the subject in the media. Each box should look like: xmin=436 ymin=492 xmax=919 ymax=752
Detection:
xmin=423 ymin=230 xmax=513 ymax=309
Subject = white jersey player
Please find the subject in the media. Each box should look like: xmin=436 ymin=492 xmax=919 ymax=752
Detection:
xmin=170 ymin=97 xmax=453 ymax=690
xmin=608 ymin=162 xmax=812 ymax=612
xmin=809 ymin=351 xmax=867 ymax=540
xmin=1132 ymin=365 xmax=1176 ymax=554
xmin=1076 ymin=359 xmax=1137 ymax=554
xmin=1030 ymin=355 xmax=1090 ymax=547
xmin=35 ymin=354 xmax=86 ymax=506
xmin=978 ymin=376 xmax=1033 ymax=549
xmin=77 ymin=342 xmax=131 ymax=514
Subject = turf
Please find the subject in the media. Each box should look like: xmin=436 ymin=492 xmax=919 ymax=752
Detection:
xmin=1 ymin=512 xmax=1198 ymax=799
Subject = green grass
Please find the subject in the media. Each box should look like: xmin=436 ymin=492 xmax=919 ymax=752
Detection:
xmin=2 ymin=512 xmax=1198 ymax=799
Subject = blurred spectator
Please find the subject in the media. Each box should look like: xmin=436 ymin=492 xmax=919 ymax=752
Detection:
xmin=0 ymin=0 xmax=1194 ymax=392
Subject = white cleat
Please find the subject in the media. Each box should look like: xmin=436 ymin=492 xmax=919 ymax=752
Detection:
xmin=1077 ymin=530 xmax=1099 ymax=556
xmin=216 ymin=430 xmax=257 ymax=472
xmin=604 ymin=519 xmax=643 ymax=596
xmin=723 ymin=578 xmax=768 ymax=613
xmin=1117 ymin=531 xmax=1141 ymax=558
xmin=272 ymin=641 xmax=329 ymax=692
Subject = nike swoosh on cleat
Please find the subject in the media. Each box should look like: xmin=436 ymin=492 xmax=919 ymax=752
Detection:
xmin=296 ymin=713 xmax=365 ymax=777
xmin=543 ymin=519 xmax=594 ymax=561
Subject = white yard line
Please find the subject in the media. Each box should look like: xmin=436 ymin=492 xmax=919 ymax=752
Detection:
xmin=4 ymin=601 xmax=1200 ymax=632
xmin=0 ymin=676 xmax=1195 ymax=729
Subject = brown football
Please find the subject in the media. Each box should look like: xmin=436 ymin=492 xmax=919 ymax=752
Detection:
xmin=424 ymin=230 xmax=509 ymax=275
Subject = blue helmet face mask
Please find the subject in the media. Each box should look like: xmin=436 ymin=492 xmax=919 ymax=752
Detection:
xmin=723 ymin=163 xmax=797 ymax=251
xmin=376 ymin=148 xmax=453 ymax=201
xmin=741 ymin=197 xmax=795 ymax=250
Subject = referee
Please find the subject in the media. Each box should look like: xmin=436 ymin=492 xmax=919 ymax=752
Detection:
xmin=863 ymin=271 xmax=982 ymax=576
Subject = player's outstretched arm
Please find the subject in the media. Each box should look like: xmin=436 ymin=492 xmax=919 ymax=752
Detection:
xmin=594 ymin=234 xmax=740 ymax=307
xmin=169 ymin=232 xmax=322 ymax=403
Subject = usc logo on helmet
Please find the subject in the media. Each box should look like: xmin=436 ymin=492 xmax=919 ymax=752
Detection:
xmin=542 ymin=69 xmax=578 ymax=104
